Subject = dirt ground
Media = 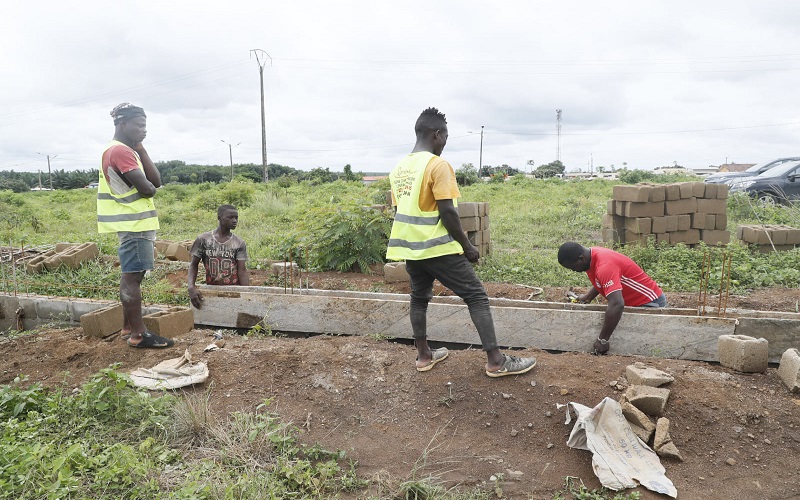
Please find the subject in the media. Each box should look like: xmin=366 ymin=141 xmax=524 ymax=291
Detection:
xmin=2 ymin=270 xmax=800 ymax=499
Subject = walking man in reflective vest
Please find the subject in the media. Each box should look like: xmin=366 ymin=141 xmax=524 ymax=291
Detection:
xmin=387 ymin=107 xmax=536 ymax=377
xmin=97 ymin=103 xmax=173 ymax=348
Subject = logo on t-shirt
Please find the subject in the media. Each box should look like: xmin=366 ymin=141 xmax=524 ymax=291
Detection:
xmin=596 ymin=278 xmax=615 ymax=289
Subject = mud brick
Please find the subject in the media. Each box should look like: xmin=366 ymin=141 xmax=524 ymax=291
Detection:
xmin=690 ymin=213 xmax=706 ymax=229
xmin=715 ymin=213 xmax=727 ymax=230
xmin=676 ymin=215 xmax=691 ymax=231
xmin=165 ymin=242 xmax=192 ymax=262
xmin=607 ymin=199 xmax=616 ymax=215
xmin=648 ymin=185 xmax=666 ymax=202
xmin=719 ymin=335 xmax=769 ymax=373
xmin=697 ymin=198 xmax=726 ymax=214
xmin=80 ymin=303 xmax=123 ymax=339
xmin=143 ymin=306 xmax=194 ymax=338
xmin=384 ymin=262 xmax=409 ymax=283
xmin=58 ymin=242 xmax=99 ymax=269
xmin=691 ymin=182 xmax=706 ymax=198
xmin=665 ymin=197 xmax=697 ymax=215
xmin=55 ymin=242 xmax=76 ymax=252
xmin=664 ymin=216 xmax=679 ymax=232
xmin=624 ymin=217 xmax=652 ymax=234
xmin=602 ymin=228 xmax=622 ymax=244
xmin=26 ymin=249 xmax=58 ymax=273
xmin=715 ymin=183 xmax=729 ymax=199
xmin=457 ymin=202 xmax=480 ymax=218
xmin=741 ymin=226 xmax=772 ymax=245
xmin=622 ymin=201 xmax=665 ymax=218
xmin=701 ymin=230 xmax=730 ymax=246
xmin=664 ymin=184 xmax=682 ymax=201
xmin=461 ymin=216 xmax=481 ymax=232
xmin=670 ymin=229 xmax=700 ymax=245
xmin=651 ymin=217 xmax=667 ymax=233
xmin=613 ymin=185 xmax=651 ymax=203
xmin=679 ymin=183 xmax=694 ymax=199
xmin=623 ymin=231 xmax=648 ymax=246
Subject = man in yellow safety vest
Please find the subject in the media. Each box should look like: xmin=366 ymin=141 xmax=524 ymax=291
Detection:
xmin=97 ymin=103 xmax=173 ymax=348
xmin=387 ymin=107 xmax=536 ymax=377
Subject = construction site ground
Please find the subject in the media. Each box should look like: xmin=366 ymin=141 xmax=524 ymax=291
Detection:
xmin=2 ymin=269 xmax=799 ymax=499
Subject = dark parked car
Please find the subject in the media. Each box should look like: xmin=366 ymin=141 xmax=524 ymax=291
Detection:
xmin=728 ymin=159 xmax=800 ymax=204
xmin=704 ymin=157 xmax=800 ymax=185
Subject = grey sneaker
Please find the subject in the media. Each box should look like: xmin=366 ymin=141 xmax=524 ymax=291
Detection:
xmin=486 ymin=354 xmax=536 ymax=378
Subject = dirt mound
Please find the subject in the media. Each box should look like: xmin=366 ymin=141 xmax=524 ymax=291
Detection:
xmin=2 ymin=322 xmax=799 ymax=498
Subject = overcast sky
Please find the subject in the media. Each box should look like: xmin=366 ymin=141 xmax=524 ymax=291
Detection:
xmin=2 ymin=1 xmax=800 ymax=175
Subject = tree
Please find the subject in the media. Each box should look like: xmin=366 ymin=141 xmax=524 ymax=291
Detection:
xmin=342 ymin=164 xmax=356 ymax=182
xmin=455 ymin=163 xmax=480 ymax=186
xmin=533 ymin=160 xmax=565 ymax=178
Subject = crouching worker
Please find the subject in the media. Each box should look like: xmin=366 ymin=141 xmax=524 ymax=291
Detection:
xmin=188 ymin=204 xmax=250 ymax=309
xmin=557 ymin=242 xmax=666 ymax=355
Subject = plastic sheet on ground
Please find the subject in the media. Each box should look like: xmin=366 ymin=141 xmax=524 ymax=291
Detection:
xmin=565 ymin=397 xmax=677 ymax=498
xmin=130 ymin=349 xmax=209 ymax=390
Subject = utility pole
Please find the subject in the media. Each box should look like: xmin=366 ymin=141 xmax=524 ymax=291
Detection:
xmin=479 ymin=125 xmax=484 ymax=174
xmin=556 ymin=109 xmax=562 ymax=162
xmin=251 ymin=49 xmax=272 ymax=183
xmin=36 ymin=152 xmax=56 ymax=190
xmin=220 ymin=140 xmax=241 ymax=181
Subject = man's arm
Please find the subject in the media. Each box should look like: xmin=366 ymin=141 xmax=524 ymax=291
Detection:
xmin=237 ymin=260 xmax=250 ymax=286
xmin=132 ymin=143 xmax=162 ymax=187
xmin=438 ymin=199 xmax=479 ymax=262
xmin=188 ymin=255 xmax=203 ymax=308
xmin=594 ymin=290 xmax=624 ymax=354
xmin=578 ymin=287 xmax=600 ymax=303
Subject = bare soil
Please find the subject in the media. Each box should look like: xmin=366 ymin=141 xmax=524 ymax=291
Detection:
xmin=2 ymin=270 xmax=799 ymax=499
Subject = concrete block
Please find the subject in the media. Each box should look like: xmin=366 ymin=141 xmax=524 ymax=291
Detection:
xmin=691 ymin=182 xmax=706 ymax=198
xmin=58 ymin=242 xmax=99 ymax=269
xmin=654 ymin=418 xmax=683 ymax=461
xmin=384 ymin=262 xmax=410 ymax=283
xmin=154 ymin=240 xmax=172 ymax=256
xmin=665 ymin=197 xmax=697 ymax=215
xmin=741 ymin=226 xmax=772 ymax=245
xmin=625 ymin=362 xmax=674 ymax=387
xmin=679 ymin=183 xmax=694 ymax=199
xmin=43 ymin=253 xmax=64 ymax=271
xmin=629 ymin=422 xmax=653 ymax=445
xmin=669 ymin=229 xmax=700 ymax=245
xmin=26 ymin=250 xmax=57 ymax=273
xmin=625 ymin=385 xmax=670 ymax=416
xmin=651 ymin=217 xmax=667 ymax=234
xmin=621 ymin=401 xmax=655 ymax=442
xmin=777 ymin=348 xmax=800 ymax=393
xmin=697 ymin=198 xmax=727 ymax=214
xmin=664 ymin=216 xmax=679 ymax=233
xmin=768 ymin=226 xmax=788 ymax=245
xmin=701 ymin=230 xmax=730 ymax=246
xmin=602 ymin=214 xmax=624 ymax=230
xmin=613 ymin=185 xmax=650 ymax=203
xmin=757 ymin=245 xmax=796 ymax=253
xmin=718 ymin=334 xmax=769 ymax=373
xmin=0 ymin=294 xmax=20 ymax=321
xmin=623 ymin=231 xmax=648 ymax=246
xmin=55 ymin=242 xmax=76 ymax=252
xmin=80 ymin=303 xmax=123 ymax=338
xmin=690 ymin=213 xmax=707 ymax=229
xmin=480 ymin=216 xmax=489 ymax=230
xmin=656 ymin=232 xmax=670 ymax=245
xmin=143 ymin=306 xmax=194 ymax=338
xmin=606 ymin=199 xmax=616 ymax=215
xmin=457 ymin=202 xmax=480 ymax=218
xmin=705 ymin=214 xmax=716 ymax=230
xmin=703 ymin=183 xmax=718 ymax=198
xmin=35 ymin=298 xmax=71 ymax=322
xmin=622 ymin=201 xmax=664 ymax=218
xmin=783 ymin=226 xmax=800 ymax=245
xmin=648 ymin=185 xmax=666 ymax=202
xmin=676 ymin=214 xmax=691 ymax=231
xmin=602 ymin=228 xmax=622 ymax=244
xmin=468 ymin=230 xmax=483 ymax=246
xmin=165 ymin=242 xmax=192 ymax=262
xmin=624 ymin=217 xmax=652 ymax=234
xmin=664 ymin=184 xmax=681 ymax=200
xmin=460 ymin=216 xmax=481 ymax=232
xmin=716 ymin=183 xmax=729 ymax=199
xmin=480 ymin=202 xmax=489 ymax=216
xmin=715 ymin=213 xmax=727 ymax=230
xmin=656 ymin=441 xmax=684 ymax=461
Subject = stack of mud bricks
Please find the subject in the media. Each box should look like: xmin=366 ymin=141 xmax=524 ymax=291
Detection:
xmin=736 ymin=224 xmax=800 ymax=252
xmin=602 ymin=182 xmax=729 ymax=247
xmin=155 ymin=239 xmax=194 ymax=262
xmin=458 ymin=202 xmax=491 ymax=256
xmin=26 ymin=242 xmax=99 ymax=273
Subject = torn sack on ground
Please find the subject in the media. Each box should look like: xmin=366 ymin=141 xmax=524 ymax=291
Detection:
xmin=564 ymin=397 xmax=677 ymax=498
xmin=130 ymin=349 xmax=209 ymax=390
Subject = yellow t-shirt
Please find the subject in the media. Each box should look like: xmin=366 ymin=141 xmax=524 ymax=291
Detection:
xmin=392 ymin=156 xmax=461 ymax=211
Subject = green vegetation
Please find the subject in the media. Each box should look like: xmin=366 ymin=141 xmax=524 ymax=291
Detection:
xmin=553 ymin=476 xmax=642 ymax=500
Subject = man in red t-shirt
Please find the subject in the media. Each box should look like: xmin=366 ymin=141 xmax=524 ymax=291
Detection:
xmin=557 ymin=242 xmax=666 ymax=354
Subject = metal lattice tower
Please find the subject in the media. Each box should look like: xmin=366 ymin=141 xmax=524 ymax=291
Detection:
xmin=556 ymin=109 xmax=562 ymax=162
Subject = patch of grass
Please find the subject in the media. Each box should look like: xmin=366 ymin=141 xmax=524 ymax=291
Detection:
xmin=552 ymin=476 xmax=642 ymax=500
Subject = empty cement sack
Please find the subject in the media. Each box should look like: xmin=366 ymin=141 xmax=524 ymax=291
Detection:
xmin=130 ymin=349 xmax=209 ymax=390
xmin=565 ymin=397 xmax=677 ymax=498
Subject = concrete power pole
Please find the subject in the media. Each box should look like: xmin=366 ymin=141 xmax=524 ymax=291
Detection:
xmin=556 ymin=109 xmax=562 ymax=162
xmin=251 ymin=49 xmax=272 ymax=183
xmin=36 ymin=152 xmax=56 ymax=189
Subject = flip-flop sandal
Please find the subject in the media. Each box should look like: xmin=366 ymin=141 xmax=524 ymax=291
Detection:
xmin=128 ymin=331 xmax=175 ymax=349
xmin=416 ymin=347 xmax=449 ymax=372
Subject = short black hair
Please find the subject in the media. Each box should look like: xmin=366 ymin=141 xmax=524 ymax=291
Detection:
xmin=218 ymin=204 xmax=237 ymax=218
xmin=414 ymin=107 xmax=447 ymax=136
xmin=557 ymin=242 xmax=584 ymax=267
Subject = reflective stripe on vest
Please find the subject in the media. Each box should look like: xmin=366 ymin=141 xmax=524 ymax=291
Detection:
xmin=97 ymin=141 xmax=159 ymax=234
xmin=386 ymin=152 xmax=462 ymax=261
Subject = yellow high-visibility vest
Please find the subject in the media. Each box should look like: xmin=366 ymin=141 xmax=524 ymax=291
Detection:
xmin=97 ymin=141 xmax=159 ymax=234
xmin=386 ymin=152 xmax=462 ymax=261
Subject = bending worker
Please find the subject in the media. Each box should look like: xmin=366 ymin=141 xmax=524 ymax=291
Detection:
xmin=557 ymin=242 xmax=666 ymax=355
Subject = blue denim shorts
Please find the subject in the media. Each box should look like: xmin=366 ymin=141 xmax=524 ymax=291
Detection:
xmin=118 ymin=231 xmax=156 ymax=273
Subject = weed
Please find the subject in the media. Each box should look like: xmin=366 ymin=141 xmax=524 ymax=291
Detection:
xmin=553 ymin=476 xmax=642 ymax=500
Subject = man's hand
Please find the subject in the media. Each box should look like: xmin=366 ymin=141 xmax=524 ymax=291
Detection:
xmin=188 ymin=287 xmax=204 ymax=309
xmin=463 ymin=243 xmax=480 ymax=263
xmin=577 ymin=293 xmax=592 ymax=304
xmin=592 ymin=338 xmax=610 ymax=355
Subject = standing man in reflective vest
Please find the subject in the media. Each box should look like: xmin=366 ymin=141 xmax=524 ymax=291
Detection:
xmin=387 ymin=107 xmax=536 ymax=377
xmin=97 ymin=103 xmax=173 ymax=348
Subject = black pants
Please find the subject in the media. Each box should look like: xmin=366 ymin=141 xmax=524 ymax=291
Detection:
xmin=405 ymin=253 xmax=498 ymax=351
